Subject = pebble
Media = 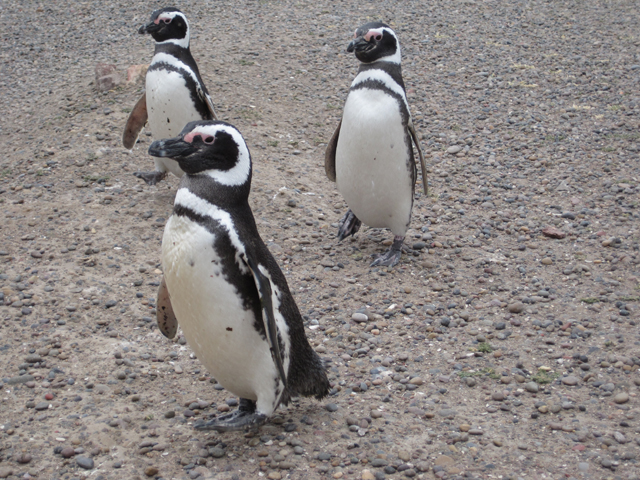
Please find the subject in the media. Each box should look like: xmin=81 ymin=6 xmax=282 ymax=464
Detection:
xmin=352 ymin=313 xmax=368 ymax=323
xmin=0 ymin=467 xmax=13 ymax=479
xmin=76 ymin=456 xmax=94 ymax=469
xmin=325 ymin=403 xmax=338 ymax=412
xmin=145 ymin=466 xmax=159 ymax=477
xmin=525 ymin=382 xmax=539 ymax=393
xmin=507 ymin=302 xmax=525 ymax=314
xmin=561 ymin=376 xmax=578 ymax=386
xmin=61 ymin=447 xmax=75 ymax=458
xmin=614 ymin=392 xmax=629 ymax=404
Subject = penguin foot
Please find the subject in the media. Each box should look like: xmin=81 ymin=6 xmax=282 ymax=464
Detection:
xmin=133 ymin=170 xmax=167 ymax=186
xmin=337 ymin=210 xmax=362 ymax=241
xmin=370 ymin=236 xmax=404 ymax=268
xmin=193 ymin=398 xmax=266 ymax=432
xmin=193 ymin=411 xmax=267 ymax=432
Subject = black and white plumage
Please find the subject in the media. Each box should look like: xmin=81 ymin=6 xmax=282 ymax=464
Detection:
xmin=325 ymin=22 xmax=427 ymax=267
xmin=123 ymin=7 xmax=217 ymax=185
xmin=149 ymin=121 xmax=329 ymax=431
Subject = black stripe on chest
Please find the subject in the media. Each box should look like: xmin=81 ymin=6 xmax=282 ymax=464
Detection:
xmin=350 ymin=64 xmax=410 ymax=125
xmin=172 ymin=203 xmax=263 ymax=331
xmin=148 ymin=53 xmax=213 ymax=120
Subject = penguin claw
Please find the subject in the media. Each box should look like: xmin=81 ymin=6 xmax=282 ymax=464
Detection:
xmin=370 ymin=236 xmax=404 ymax=268
xmin=133 ymin=170 xmax=167 ymax=186
xmin=193 ymin=411 xmax=267 ymax=432
xmin=370 ymin=249 xmax=402 ymax=268
xmin=337 ymin=210 xmax=361 ymax=241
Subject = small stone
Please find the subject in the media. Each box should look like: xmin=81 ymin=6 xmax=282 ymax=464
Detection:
xmin=76 ymin=456 xmax=94 ymax=470
xmin=16 ymin=453 xmax=32 ymax=464
xmin=542 ymin=227 xmax=566 ymax=239
xmin=525 ymin=382 xmax=539 ymax=393
xmin=446 ymin=145 xmax=462 ymax=154
xmin=465 ymin=377 xmax=477 ymax=387
xmin=145 ymin=466 xmax=159 ymax=477
xmin=561 ymin=376 xmax=578 ymax=386
xmin=434 ymin=455 xmax=454 ymax=466
xmin=614 ymin=392 xmax=629 ymax=404
xmin=361 ymin=471 xmax=375 ymax=480
xmin=0 ymin=467 xmax=14 ymax=479
xmin=541 ymin=257 xmax=553 ymax=265
xmin=352 ymin=313 xmax=368 ymax=323
xmin=507 ymin=302 xmax=525 ymax=314
xmin=325 ymin=403 xmax=338 ymax=412
xmin=491 ymin=392 xmax=505 ymax=401
xmin=61 ymin=447 xmax=75 ymax=458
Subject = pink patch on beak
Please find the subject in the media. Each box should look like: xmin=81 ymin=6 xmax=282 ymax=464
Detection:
xmin=184 ymin=132 xmax=200 ymax=143
xmin=364 ymin=29 xmax=383 ymax=42
xmin=154 ymin=18 xmax=160 ymax=25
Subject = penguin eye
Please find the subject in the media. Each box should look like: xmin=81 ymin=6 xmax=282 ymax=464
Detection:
xmin=375 ymin=34 xmax=382 ymax=41
xmin=203 ymin=136 xmax=214 ymax=144
xmin=163 ymin=18 xmax=171 ymax=24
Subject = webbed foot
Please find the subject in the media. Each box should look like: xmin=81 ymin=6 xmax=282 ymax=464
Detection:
xmin=337 ymin=210 xmax=362 ymax=241
xmin=370 ymin=236 xmax=404 ymax=268
xmin=133 ymin=170 xmax=167 ymax=186
xmin=193 ymin=398 xmax=267 ymax=432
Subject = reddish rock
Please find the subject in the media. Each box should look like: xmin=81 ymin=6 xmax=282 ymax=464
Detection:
xmin=95 ymin=64 xmax=122 ymax=92
xmin=126 ymin=64 xmax=148 ymax=83
xmin=542 ymin=227 xmax=566 ymax=239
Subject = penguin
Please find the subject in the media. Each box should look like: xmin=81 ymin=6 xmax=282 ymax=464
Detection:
xmin=325 ymin=22 xmax=428 ymax=267
xmin=148 ymin=120 xmax=330 ymax=431
xmin=123 ymin=7 xmax=218 ymax=185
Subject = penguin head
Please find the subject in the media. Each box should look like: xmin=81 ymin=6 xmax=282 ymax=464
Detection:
xmin=149 ymin=121 xmax=252 ymax=187
xmin=139 ymin=7 xmax=190 ymax=48
xmin=347 ymin=22 xmax=401 ymax=64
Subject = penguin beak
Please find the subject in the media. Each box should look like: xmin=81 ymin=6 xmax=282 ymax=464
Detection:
xmin=148 ymin=137 xmax=196 ymax=159
xmin=347 ymin=36 xmax=371 ymax=53
xmin=139 ymin=21 xmax=162 ymax=35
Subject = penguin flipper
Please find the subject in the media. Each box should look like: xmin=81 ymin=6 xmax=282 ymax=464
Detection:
xmin=156 ymin=276 xmax=178 ymax=339
xmin=324 ymin=120 xmax=341 ymax=182
xmin=198 ymin=86 xmax=218 ymax=120
xmin=123 ymin=92 xmax=148 ymax=150
xmin=241 ymin=253 xmax=288 ymax=394
xmin=408 ymin=120 xmax=428 ymax=195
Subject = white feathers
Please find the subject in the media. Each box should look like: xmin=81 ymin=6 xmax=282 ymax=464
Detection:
xmin=374 ymin=27 xmax=401 ymax=64
xmin=351 ymin=69 xmax=410 ymax=113
xmin=173 ymin=187 xmax=250 ymax=273
xmin=162 ymin=217 xmax=280 ymax=413
xmin=150 ymin=52 xmax=200 ymax=88
xmin=335 ymin=88 xmax=413 ymax=236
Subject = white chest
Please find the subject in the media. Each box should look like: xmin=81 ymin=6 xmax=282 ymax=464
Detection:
xmin=335 ymin=88 xmax=413 ymax=234
xmin=145 ymin=68 xmax=202 ymax=139
xmin=161 ymin=215 xmax=277 ymax=401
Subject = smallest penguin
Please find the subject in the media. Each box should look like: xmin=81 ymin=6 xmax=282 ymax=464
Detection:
xmin=123 ymin=7 xmax=217 ymax=185
xmin=325 ymin=22 xmax=427 ymax=267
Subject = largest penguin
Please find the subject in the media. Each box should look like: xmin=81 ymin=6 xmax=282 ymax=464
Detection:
xmin=123 ymin=7 xmax=217 ymax=185
xmin=149 ymin=120 xmax=330 ymax=431
xmin=325 ymin=22 xmax=428 ymax=267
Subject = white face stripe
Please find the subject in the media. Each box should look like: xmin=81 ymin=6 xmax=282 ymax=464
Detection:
xmin=351 ymin=69 xmax=409 ymax=113
xmin=174 ymin=187 xmax=249 ymax=273
xmin=183 ymin=124 xmax=252 ymax=187
xmin=374 ymin=27 xmax=401 ymax=64
xmin=150 ymin=52 xmax=199 ymax=85
xmin=155 ymin=12 xmax=190 ymax=48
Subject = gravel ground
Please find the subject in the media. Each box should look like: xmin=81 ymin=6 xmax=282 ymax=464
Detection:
xmin=1 ymin=1 xmax=640 ymax=479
